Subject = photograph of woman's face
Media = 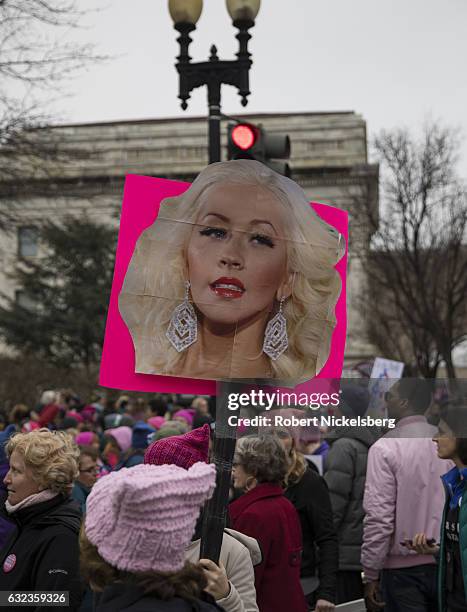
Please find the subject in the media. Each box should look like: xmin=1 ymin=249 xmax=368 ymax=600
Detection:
xmin=117 ymin=159 xmax=345 ymax=383
xmin=186 ymin=183 xmax=292 ymax=330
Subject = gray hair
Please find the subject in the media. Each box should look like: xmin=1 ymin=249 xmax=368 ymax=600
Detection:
xmin=40 ymin=390 xmax=57 ymax=405
xmin=234 ymin=434 xmax=288 ymax=484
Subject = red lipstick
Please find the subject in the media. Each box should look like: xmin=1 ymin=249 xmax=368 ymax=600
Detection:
xmin=210 ymin=277 xmax=245 ymax=299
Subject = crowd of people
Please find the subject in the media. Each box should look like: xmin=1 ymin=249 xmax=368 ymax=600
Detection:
xmin=0 ymin=382 xmax=464 ymax=612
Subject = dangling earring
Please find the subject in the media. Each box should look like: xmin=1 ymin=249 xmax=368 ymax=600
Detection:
xmin=166 ymin=281 xmax=198 ymax=352
xmin=263 ymin=296 xmax=288 ymax=360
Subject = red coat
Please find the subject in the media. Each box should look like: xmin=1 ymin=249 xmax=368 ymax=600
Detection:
xmin=38 ymin=403 xmax=60 ymax=428
xmin=229 ymin=483 xmax=307 ymax=612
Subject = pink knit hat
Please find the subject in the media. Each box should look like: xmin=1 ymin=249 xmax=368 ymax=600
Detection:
xmin=81 ymin=405 xmax=97 ymax=422
xmin=144 ymin=424 xmax=210 ymax=469
xmin=173 ymin=409 xmax=194 ymax=427
xmin=85 ymin=463 xmax=216 ymax=572
xmin=75 ymin=431 xmax=96 ymax=446
xmin=147 ymin=416 xmax=166 ymax=430
xmin=106 ymin=426 xmax=132 ymax=452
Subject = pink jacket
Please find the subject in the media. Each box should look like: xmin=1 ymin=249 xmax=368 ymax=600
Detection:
xmin=361 ymin=415 xmax=452 ymax=581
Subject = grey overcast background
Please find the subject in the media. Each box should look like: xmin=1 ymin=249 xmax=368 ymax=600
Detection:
xmin=54 ymin=0 xmax=467 ymax=173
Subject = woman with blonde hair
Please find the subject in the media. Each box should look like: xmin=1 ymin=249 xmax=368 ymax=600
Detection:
xmin=0 ymin=428 xmax=82 ymax=610
xmin=119 ymin=159 xmax=345 ymax=382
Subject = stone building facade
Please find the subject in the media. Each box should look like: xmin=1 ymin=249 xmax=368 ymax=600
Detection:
xmin=0 ymin=111 xmax=379 ymax=368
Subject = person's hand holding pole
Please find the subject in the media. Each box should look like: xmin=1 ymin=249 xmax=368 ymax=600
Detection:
xmin=198 ymin=558 xmax=230 ymax=600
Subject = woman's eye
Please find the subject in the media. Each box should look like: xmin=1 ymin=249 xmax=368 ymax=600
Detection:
xmin=251 ymin=233 xmax=274 ymax=248
xmin=199 ymin=227 xmax=227 ymax=239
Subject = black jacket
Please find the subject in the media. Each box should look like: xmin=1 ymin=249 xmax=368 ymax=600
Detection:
xmin=324 ymin=425 xmax=379 ymax=570
xmin=284 ymin=467 xmax=338 ymax=603
xmin=0 ymin=494 xmax=82 ymax=611
xmin=96 ymin=583 xmax=225 ymax=612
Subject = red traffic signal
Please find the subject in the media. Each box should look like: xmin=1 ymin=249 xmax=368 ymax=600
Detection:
xmin=227 ymin=121 xmax=291 ymax=177
xmin=230 ymin=123 xmax=258 ymax=151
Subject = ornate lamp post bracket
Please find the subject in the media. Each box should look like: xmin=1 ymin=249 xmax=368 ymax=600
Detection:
xmin=169 ymin=0 xmax=260 ymax=162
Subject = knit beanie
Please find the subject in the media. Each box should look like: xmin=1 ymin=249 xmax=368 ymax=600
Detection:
xmin=81 ymin=405 xmax=96 ymax=422
xmin=148 ymin=416 xmax=166 ymax=430
xmin=155 ymin=427 xmax=182 ymax=441
xmin=173 ymin=409 xmax=194 ymax=427
xmin=85 ymin=462 xmax=216 ymax=573
xmin=132 ymin=421 xmax=156 ymax=450
xmin=144 ymin=424 xmax=210 ymax=469
xmin=340 ymin=385 xmax=370 ymax=418
xmin=162 ymin=420 xmax=189 ymax=435
xmin=106 ymin=426 xmax=132 ymax=453
xmin=75 ymin=431 xmax=95 ymax=446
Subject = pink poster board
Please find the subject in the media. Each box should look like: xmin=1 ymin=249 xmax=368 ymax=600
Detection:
xmin=99 ymin=174 xmax=348 ymax=393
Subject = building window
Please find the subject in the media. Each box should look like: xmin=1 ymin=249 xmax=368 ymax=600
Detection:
xmin=18 ymin=226 xmax=39 ymax=258
xmin=15 ymin=290 xmax=36 ymax=311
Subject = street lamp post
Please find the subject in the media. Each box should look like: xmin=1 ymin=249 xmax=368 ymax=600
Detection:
xmin=168 ymin=0 xmax=261 ymax=163
xmin=167 ymin=1 xmax=261 ymax=562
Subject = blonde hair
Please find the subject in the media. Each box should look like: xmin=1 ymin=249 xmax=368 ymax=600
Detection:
xmin=285 ymin=446 xmax=307 ymax=486
xmin=257 ymin=428 xmax=307 ymax=486
xmin=6 ymin=428 xmax=79 ymax=495
xmin=119 ymin=159 xmax=345 ymax=381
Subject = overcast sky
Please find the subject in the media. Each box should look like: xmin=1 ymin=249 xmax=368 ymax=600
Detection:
xmin=52 ymin=0 xmax=467 ymax=173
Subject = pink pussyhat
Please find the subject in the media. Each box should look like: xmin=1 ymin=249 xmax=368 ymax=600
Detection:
xmin=144 ymin=424 xmax=210 ymax=469
xmin=173 ymin=409 xmax=194 ymax=427
xmin=75 ymin=432 xmax=95 ymax=446
xmin=147 ymin=416 xmax=166 ymax=430
xmin=85 ymin=462 xmax=216 ymax=573
xmin=81 ymin=405 xmax=96 ymax=422
xmin=106 ymin=426 xmax=132 ymax=452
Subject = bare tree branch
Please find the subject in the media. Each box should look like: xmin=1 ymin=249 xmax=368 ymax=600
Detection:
xmin=0 ymin=0 xmax=107 ymax=229
xmin=354 ymin=121 xmax=467 ymax=378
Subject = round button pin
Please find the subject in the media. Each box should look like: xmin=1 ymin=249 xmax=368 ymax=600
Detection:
xmin=3 ymin=553 xmax=16 ymax=573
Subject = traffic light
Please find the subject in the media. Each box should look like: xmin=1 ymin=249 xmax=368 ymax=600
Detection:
xmin=227 ymin=122 xmax=291 ymax=177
